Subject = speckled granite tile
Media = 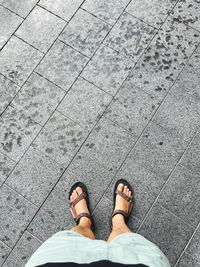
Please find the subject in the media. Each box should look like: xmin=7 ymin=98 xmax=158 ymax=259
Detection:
xmin=158 ymin=165 xmax=200 ymax=227
xmin=171 ymin=0 xmax=200 ymax=31
xmin=0 ymin=241 xmax=10 ymax=266
xmin=138 ymin=204 xmax=194 ymax=266
xmin=0 ymin=106 xmax=41 ymax=161
xmin=104 ymin=12 xmax=155 ymax=61
xmin=81 ymin=116 xmax=136 ymax=172
xmin=6 ymin=146 xmax=64 ymax=206
xmin=82 ymin=0 xmax=130 ymax=25
xmin=57 ymin=77 xmax=112 ymax=130
xmin=0 ymin=36 xmax=43 ymax=86
xmin=16 ymin=6 xmax=66 ymax=53
xmin=39 ymin=0 xmax=83 ymax=21
xmin=81 ymin=45 xmax=133 ymax=95
xmin=186 ymin=226 xmax=200 ymax=261
xmin=0 ymin=74 xmax=20 ymax=115
xmin=184 ymin=52 xmax=200 ymax=78
xmin=0 ymin=153 xmax=15 ymax=186
xmin=0 ymin=6 xmax=22 ymax=49
xmin=176 ymin=252 xmax=200 ymax=267
xmin=150 ymin=16 xmax=200 ymax=62
xmin=104 ymin=81 xmax=160 ymax=136
xmin=126 ymin=0 xmax=176 ymax=28
xmin=36 ymin=40 xmax=88 ymax=91
xmin=60 ymin=9 xmax=110 ymax=57
xmin=2 ymin=231 xmax=42 ymax=267
xmin=33 ymin=111 xmax=88 ymax=167
xmin=12 ymin=72 xmax=65 ymax=125
xmin=105 ymin=161 xmax=165 ymax=221
xmin=129 ymin=122 xmax=187 ymax=180
xmin=128 ymin=47 xmax=185 ymax=100
xmin=0 ymin=185 xmax=37 ymax=247
xmin=2 ymin=0 xmax=38 ymax=17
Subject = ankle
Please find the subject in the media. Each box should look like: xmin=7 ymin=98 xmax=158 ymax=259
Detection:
xmin=79 ymin=217 xmax=92 ymax=228
xmin=112 ymin=214 xmax=126 ymax=229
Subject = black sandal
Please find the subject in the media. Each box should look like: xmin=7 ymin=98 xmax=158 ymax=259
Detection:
xmin=110 ymin=179 xmax=133 ymax=229
xmin=69 ymin=182 xmax=95 ymax=231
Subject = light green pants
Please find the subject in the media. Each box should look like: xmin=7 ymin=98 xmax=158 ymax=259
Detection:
xmin=26 ymin=231 xmax=171 ymax=267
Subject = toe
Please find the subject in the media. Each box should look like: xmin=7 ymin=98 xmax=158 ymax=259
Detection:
xmin=128 ymin=191 xmax=131 ymax=197
xmin=117 ymin=183 xmax=124 ymax=192
xmin=124 ymin=185 xmax=127 ymax=194
xmin=72 ymin=189 xmax=78 ymax=198
xmin=76 ymin=186 xmax=83 ymax=195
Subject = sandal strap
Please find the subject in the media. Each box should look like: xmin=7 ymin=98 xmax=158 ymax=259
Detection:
xmin=115 ymin=189 xmax=132 ymax=202
xmin=76 ymin=212 xmax=91 ymax=223
xmin=69 ymin=192 xmax=86 ymax=207
xmin=112 ymin=209 xmax=128 ymax=219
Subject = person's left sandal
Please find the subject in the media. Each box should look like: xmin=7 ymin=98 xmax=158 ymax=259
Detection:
xmin=69 ymin=182 xmax=95 ymax=232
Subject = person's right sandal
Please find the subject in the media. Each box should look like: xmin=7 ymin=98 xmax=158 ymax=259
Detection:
xmin=110 ymin=179 xmax=133 ymax=229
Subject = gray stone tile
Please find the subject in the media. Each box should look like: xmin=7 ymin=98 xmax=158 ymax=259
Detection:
xmin=12 ymin=72 xmax=65 ymax=125
xmin=16 ymin=6 xmax=66 ymax=53
xmin=0 ymin=106 xmax=41 ymax=162
xmin=82 ymin=0 xmax=130 ymax=25
xmin=81 ymin=45 xmax=133 ymax=96
xmin=6 ymin=146 xmax=64 ymax=206
xmin=150 ymin=16 xmax=200 ymax=63
xmin=81 ymin=116 xmax=136 ymax=172
xmin=171 ymin=0 xmax=200 ymax=31
xmin=104 ymin=81 xmax=160 ymax=136
xmin=59 ymin=9 xmax=110 ymax=57
xmin=0 ymin=241 xmax=10 ymax=266
xmin=129 ymin=122 xmax=187 ymax=180
xmin=57 ymin=77 xmax=112 ymax=130
xmin=2 ymin=0 xmax=38 ymax=17
xmin=3 ymin=231 xmax=42 ymax=267
xmin=184 ymin=52 xmax=200 ymax=78
xmin=0 ymin=5 xmax=22 ymax=49
xmin=105 ymin=161 xmax=165 ymax=221
xmin=0 ymin=153 xmax=15 ymax=186
xmin=158 ymin=165 xmax=200 ymax=227
xmin=0 ymin=184 xmax=37 ymax=247
xmin=33 ymin=111 xmax=88 ymax=167
xmin=36 ymin=40 xmax=88 ymax=91
xmin=39 ymin=0 xmax=83 ymax=21
xmin=128 ymin=46 xmax=185 ymax=100
xmin=0 ymin=74 xmax=20 ymax=115
xmin=126 ymin=0 xmax=176 ymax=28
xmin=93 ymin=196 xmax=141 ymax=240
xmin=138 ymin=203 xmax=194 ymax=266
xmin=0 ymin=36 xmax=43 ymax=86
xmin=104 ymin=12 xmax=155 ymax=61
xmin=186 ymin=226 xmax=200 ymax=261
xmin=176 ymin=252 xmax=200 ymax=267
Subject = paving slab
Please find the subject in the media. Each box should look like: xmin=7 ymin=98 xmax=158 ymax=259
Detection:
xmin=82 ymin=0 xmax=130 ymax=25
xmin=176 ymin=252 xmax=200 ymax=267
xmin=0 ymin=184 xmax=37 ymax=247
xmin=1 ymin=0 xmax=38 ymax=17
xmin=126 ymin=0 xmax=176 ymax=28
xmin=0 ymin=36 xmax=43 ymax=86
xmin=104 ymin=12 xmax=155 ymax=61
xmin=0 ymin=5 xmax=22 ymax=50
xmin=59 ymin=9 xmax=110 ymax=57
xmin=104 ymin=80 xmax=160 ymax=136
xmin=0 ymin=152 xmax=15 ymax=186
xmin=6 ymin=146 xmax=64 ymax=206
xmin=0 ymin=106 xmax=41 ymax=161
xmin=57 ymin=77 xmax=112 ymax=131
xmin=138 ymin=203 xmax=194 ymax=266
xmin=33 ymin=111 xmax=88 ymax=167
xmin=39 ymin=0 xmax=84 ymax=21
xmin=15 ymin=5 xmax=66 ymax=53
xmin=36 ymin=40 xmax=88 ymax=91
xmin=2 ymin=231 xmax=42 ymax=267
xmin=81 ymin=45 xmax=133 ymax=96
xmin=0 ymin=241 xmax=10 ymax=266
xmin=12 ymin=72 xmax=65 ymax=125
xmin=186 ymin=226 xmax=200 ymax=261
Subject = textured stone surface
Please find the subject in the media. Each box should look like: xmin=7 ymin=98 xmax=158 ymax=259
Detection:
xmin=0 ymin=241 xmax=10 ymax=266
xmin=0 ymin=185 xmax=37 ymax=247
xmin=0 ymin=36 xmax=43 ymax=86
xmin=81 ymin=45 xmax=133 ymax=95
xmin=16 ymin=5 xmax=66 ymax=53
xmin=60 ymin=9 xmax=110 ymax=57
xmin=104 ymin=12 xmax=155 ymax=61
xmin=12 ymin=72 xmax=65 ymax=125
xmin=2 ymin=0 xmax=38 ymax=17
xmin=0 ymin=106 xmax=41 ymax=161
xmin=36 ymin=40 xmax=88 ymax=91
xmin=186 ymin=226 xmax=200 ymax=261
xmin=176 ymin=252 xmax=200 ymax=267
xmin=57 ymin=77 xmax=112 ymax=130
xmin=0 ymin=152 xmax=15 ymax=186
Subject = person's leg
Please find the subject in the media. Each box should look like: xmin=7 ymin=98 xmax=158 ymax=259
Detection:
xmin=70 ymin=187 xmax=95 ymax=240
xmin=107 ymin=183 xmax=132 ymax=242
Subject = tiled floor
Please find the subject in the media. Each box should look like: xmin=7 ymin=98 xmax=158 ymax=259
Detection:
xmin=0 ymin=0 xmax=200 ymax=266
